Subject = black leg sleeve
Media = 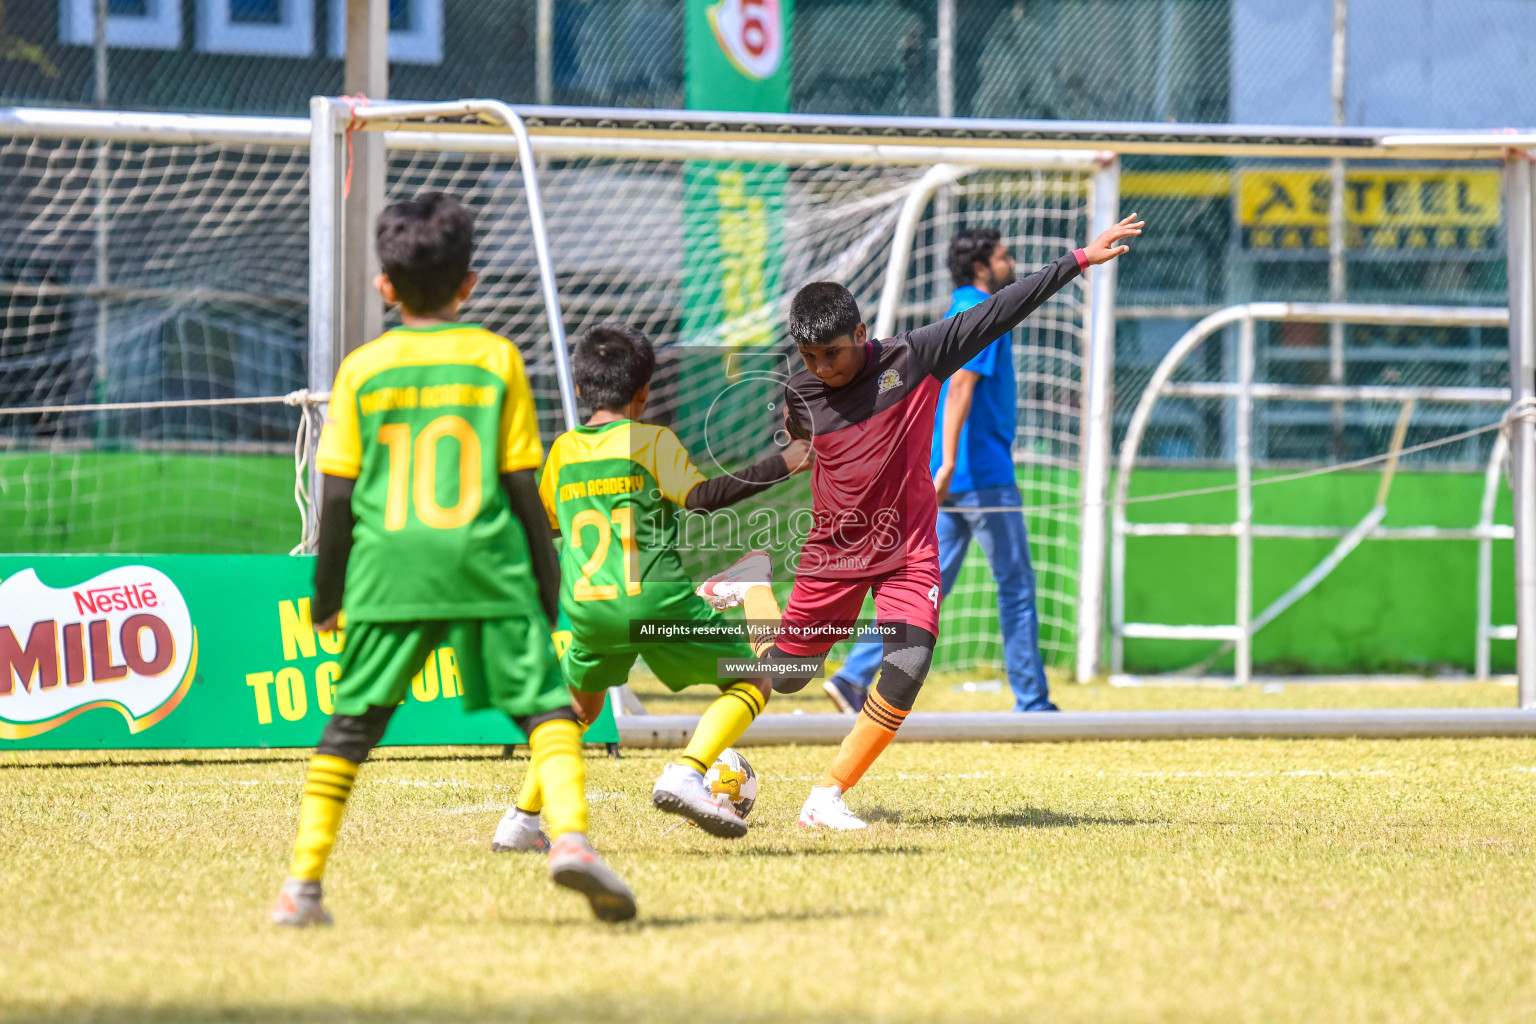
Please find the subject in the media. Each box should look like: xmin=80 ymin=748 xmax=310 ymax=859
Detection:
xmin=763 ymin=644 xmax=827 ymax=694
xmin=501 ymin=469 xmax=561 ymax=626
xmin=311 ymin=474 xmax=356 ymax=625
xmin=315 ymin=704 xmax=397 ymax=763
xmin=514 ymin=706 xmax=581 ymax=736
xmin=872 ymin=625 xmax=936 ymax=711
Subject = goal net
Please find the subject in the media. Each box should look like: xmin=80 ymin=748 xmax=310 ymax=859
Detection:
xmin=0 ymin=106 xmax=1099 ymax=680
xmin=379 ymin=135 xmax=1096 ymax=679
xmin=0 ymin=132 xmax=310 ymax=553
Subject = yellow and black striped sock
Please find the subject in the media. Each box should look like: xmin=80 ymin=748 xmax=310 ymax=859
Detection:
xmin=530 ymin=719 xmax=587 ymax=840
xmin=680 ymin=682 xmax=765 ymax=775
xmin=288 ymin=754 xmax=359 ymax=881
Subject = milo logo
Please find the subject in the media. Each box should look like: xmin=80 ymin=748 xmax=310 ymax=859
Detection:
xmin=708 ymin=0 xmax=783 ymax=81
xmin=0 ymin=566 xmax=197 ymax=739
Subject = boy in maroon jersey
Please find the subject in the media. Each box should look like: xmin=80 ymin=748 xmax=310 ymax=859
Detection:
xmin=763 ymin=213 xmax=1143 ymax=829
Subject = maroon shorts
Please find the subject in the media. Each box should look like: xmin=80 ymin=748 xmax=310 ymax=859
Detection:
xmin=775 ymin=558 xmax=942 ymax=657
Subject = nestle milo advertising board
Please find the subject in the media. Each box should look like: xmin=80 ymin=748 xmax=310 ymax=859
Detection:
xmin=0 ymin=555 xmax=616 ymax=750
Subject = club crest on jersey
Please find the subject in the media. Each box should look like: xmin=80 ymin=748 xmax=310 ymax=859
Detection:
xmin=877 ymin=369 xmax=902 ymax=395
xmin=0 ymin=566 xmax=198 ymax=739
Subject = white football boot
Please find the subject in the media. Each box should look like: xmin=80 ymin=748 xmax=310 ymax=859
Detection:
xmin=491 ymin=807 xmax=550 ymax=853
xmin=651 ymin=762 xmax=748 ymax=838
xmin=272 ymin=877 xmax=333 ymax=927
xmin=696 ymin=550 xmax=773 ymax=610
xmin=548 ymin=833 xmax=637 ymax=923
xmin=798 ymin=785 xmax=868 ymax=831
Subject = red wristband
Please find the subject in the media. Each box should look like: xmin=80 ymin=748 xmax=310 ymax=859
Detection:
xmin=1072 ymin=248 xmax=1089 ymax=271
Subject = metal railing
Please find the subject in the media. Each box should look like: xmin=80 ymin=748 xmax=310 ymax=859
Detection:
xmin=1112 ymin=302 xmax=1510 ymax=687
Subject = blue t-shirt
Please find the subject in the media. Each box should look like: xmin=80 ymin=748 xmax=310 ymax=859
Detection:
xmin=929 ymin=285 xmax=1017 ymax=493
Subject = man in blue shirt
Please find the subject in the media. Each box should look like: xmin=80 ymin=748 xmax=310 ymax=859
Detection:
xmin=824 ymin=227 xmax=1058 ymax=713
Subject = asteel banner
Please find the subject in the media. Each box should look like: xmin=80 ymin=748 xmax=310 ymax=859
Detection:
xmin=1239 ymin=168 xmax=1502 ymax=250
xmin=0 ymin=555 xmax=617 ymax=750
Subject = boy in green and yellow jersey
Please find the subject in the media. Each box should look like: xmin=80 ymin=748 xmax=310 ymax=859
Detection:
xmin=491 ymin=322 xmax=811 ymax=844
xmin=273 ymin=194 xmax=634 ymax=926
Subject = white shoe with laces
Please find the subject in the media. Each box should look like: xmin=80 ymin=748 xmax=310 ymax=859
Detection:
xmin=696 ymin=550 xmax=773 ymax=610
xmin=652 ymin=761 xmax=748 ymax=838
xmin=797 ymin=785 xmax=867 ymax=830
xmin=491 ymin=807 xmax=550 ymax=853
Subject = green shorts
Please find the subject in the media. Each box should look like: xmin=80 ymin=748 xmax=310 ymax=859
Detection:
xmin=335 ymin=617 xmax=567 ymax=720
xmin=559 ymin=632 xmax=758 ymax=695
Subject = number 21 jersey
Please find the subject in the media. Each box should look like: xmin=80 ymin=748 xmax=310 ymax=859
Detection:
xmin=538 ymin=419 xmax=709 ymax=649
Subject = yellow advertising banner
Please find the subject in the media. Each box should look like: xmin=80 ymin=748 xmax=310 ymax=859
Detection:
xmin=1238 ymin=169 xmax=1501 ymax=251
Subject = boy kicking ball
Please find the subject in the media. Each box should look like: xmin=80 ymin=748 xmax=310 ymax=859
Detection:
xmin=273 ymin=193 xmax=634 ymax=925
xmin=761 ymin=214 xmax=1144 ymax=829
xmin=491 ymin=322 xmax=811 ymax=847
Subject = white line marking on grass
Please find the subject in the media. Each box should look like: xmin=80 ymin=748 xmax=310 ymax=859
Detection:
xmin=438 ymin=801 xmax=508 ymax=815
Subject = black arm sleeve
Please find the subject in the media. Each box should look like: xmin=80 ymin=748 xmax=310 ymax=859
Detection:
xmin=312 ymin=474 xmax=356 ymax=625
xmin=685 ymin=452 xmax=789 ymax=512
xmin=501 ymin=469 xmax=561 ymax=625
xmin=905 ymin=252 xmax=1083 ymax=380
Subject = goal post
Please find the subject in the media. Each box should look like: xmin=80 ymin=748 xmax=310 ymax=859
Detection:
xmin=308 ymin=98 xmax=1117 ymax=682
xmin=9 ymin=101 xmax=1534 ymax=699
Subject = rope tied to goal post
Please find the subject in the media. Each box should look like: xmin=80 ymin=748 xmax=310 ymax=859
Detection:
xmin=1496 ymin=397 xmax=1536 ymax=491
xmin=339 ymin=95 xmax=371 ymax=200
xmin=283 ymin=388 xmax=326 ymax=556
xmin=952 ymin=399 xmax=1536 ymax=517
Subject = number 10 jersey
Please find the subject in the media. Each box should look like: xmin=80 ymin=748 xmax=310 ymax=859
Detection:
xmin=315 ymin=323 xmax=546 ymax=623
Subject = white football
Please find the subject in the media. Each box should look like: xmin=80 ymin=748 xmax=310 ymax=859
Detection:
xmin=704 ymin=747 xmax=758 ymax=819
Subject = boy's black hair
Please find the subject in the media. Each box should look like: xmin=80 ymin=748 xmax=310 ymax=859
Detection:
xmin=788 ymin=282 xmax=862 ymax=347
xmin=572 ymin=322 xmax=656 ymax=412
xmin=948 ymin=227 xmax=1003 ymax=287
xmin=375 ymin=193 xmax=475 ymax=314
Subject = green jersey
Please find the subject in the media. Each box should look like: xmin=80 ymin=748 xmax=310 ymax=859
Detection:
xmin=539 ymin=420 xmax=712 ymax=649
xmin=316 ymin=323 xmax=545 ymax=622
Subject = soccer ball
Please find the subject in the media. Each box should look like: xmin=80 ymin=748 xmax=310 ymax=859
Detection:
xmin=704 ymin=748 xmax=758 ymax=819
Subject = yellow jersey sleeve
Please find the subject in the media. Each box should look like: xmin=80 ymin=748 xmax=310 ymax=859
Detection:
xmin=498 ymin=344 xmax=544 ymax=473
xmin=537 ymin=440 xmax=562 ymax=530
xmin=315 ymin=358 xmax=362 ymax=479
xmin=652 ymin=427 xmax=707 ymax=507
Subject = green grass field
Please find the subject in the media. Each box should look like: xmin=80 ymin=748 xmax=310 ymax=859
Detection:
xmin=3 ymin=680 xmax=1533 ymax=1023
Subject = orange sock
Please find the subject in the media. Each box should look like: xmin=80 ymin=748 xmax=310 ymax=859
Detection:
xmin=821 ymin=690 xmax=908 ymax=791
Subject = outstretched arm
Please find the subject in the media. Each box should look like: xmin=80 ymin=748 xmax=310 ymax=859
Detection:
xmin=686 ymin=439 xmax=814 ymax=512
xmin=908 ymin=214 xmax=1145 ymax=380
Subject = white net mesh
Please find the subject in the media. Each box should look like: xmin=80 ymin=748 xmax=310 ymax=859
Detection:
xmin=385 ymin=151 xmax=1090 ymax=674
xmin=0 ymin=136 xmax=309 ymax=553
xmin=886 ymin=173 xmax=1090 ymax=674
xmin=0 ymin=122 xmax=1090 ymax=675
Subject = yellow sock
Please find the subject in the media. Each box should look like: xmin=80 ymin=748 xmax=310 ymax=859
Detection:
xmin=530 ymin=719 xmax=587 ymax=839
xmin=288 ymin=754 xmax=359 ymax=881
xmin=514 ymin=764 xmax=544 ymax=815
xmin=743 ymin=584 xmax=782 ymax=656
xmin=680 ymin=682 xmax=765 ymax=775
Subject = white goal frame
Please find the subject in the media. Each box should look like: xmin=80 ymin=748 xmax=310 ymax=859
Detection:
xmin=307 ymin=97 xmax=1122 ymax=685
xmin=6 ymin=102 xmax=1536 ymax=712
